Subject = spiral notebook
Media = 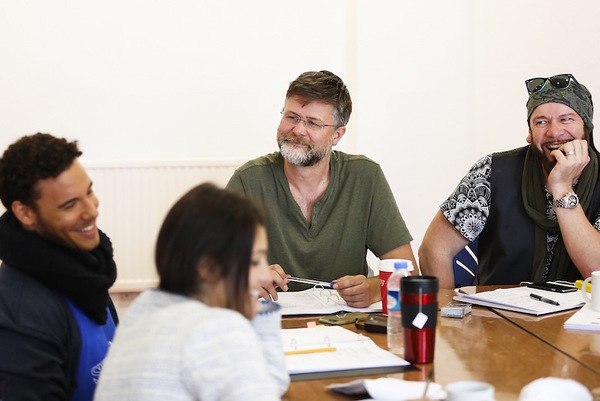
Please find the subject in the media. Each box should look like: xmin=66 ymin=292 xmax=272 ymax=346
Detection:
xmin=282 ymin=325 xmax=412 ymax=380
xmin=276 ymin=288 xmax=382 ymax=316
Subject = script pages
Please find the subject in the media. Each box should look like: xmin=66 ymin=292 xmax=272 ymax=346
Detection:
xmin=454 ymin=286 xmax=585 ymax=316
xmin=564 ymin=303 xmax=600 ymax=331
xmin=282 ymin=325 xmax=411 ymax=381
xmin=276 ymin=288 xmax=382 ymax=316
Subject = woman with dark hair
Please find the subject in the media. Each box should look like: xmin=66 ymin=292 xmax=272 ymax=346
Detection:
xmin=95 ymin=183 xmax=289 ymax=400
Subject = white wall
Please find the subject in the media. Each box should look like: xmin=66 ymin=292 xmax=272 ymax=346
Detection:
xmin=2 ymin=0 xmax=600 ymax=267
xmin=0 ymin=0 xmax=353 ymax=160
xmin=354 ymin=0 xmax=600 ymax=257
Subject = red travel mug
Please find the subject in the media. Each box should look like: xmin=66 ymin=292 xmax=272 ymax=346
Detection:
xmin=400 ymin=276 xmax=439 ymax=364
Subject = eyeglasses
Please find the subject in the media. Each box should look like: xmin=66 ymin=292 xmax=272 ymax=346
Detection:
xmin=525 ymin=74 xmax=573 ymax=94
xmin=280 ymin=111 xmax=335 ymax=131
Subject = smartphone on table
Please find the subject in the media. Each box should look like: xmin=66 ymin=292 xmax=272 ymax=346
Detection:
xmin=526 ymin=282 xmax=576 ymax=293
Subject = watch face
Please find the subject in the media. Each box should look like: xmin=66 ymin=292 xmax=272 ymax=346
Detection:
xmin=554 ymin=192 xmax=579 ymax=209
xmin=567 ymin=194 xmax=578 ymax=208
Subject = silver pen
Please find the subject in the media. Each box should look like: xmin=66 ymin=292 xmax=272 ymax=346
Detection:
xmin=287 ymin=276 xmax=334 ymax=289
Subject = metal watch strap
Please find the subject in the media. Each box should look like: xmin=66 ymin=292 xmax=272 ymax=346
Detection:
xmin=553 ymin=192 xmax=578 ymax=209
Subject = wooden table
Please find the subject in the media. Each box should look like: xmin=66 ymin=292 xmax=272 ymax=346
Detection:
xmin=462 ymin=285 xmax=600 ymax=376
xmin=492 ymin=301 xmax=600 ymax=376
xmin=282 ymin=289 xmax=600 ymax=401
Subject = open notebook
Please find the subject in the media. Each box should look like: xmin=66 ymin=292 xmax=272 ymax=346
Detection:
xmin=453 ymin=286 xmax=585 ymax=316
xmin=276 ymin=288 xmax=382 ymax=316
xmin=282 ymin=325 xmax=412 ymax=380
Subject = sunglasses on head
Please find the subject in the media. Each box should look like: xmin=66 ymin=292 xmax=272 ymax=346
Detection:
xmin=525 ymin=74 xmax=573 ymax=94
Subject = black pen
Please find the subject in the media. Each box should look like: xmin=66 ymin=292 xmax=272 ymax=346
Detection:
xmin=529 ymin=293 xmax=560 ymax=306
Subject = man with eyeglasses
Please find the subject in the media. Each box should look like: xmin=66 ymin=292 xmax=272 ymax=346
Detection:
xmin=226 ymin=70 xmax=417 ymax=308
xmin=420 ymin=74 xmax=600 ymax=289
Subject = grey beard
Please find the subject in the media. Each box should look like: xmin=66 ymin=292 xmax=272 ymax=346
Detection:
xmin=279 ymin=141 xmax=327 ymax=167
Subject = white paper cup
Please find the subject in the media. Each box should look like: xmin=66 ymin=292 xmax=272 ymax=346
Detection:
xmin=446 ymin=381 xmax=495 ymax=401
xmin=582 ymin=270 xmax=600 ymax=312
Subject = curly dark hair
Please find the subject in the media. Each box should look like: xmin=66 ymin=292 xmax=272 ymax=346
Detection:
xmin=286 ymin=70 xmax=352 ymax=128
xmin=0 ymin=133 xmax=82 ymax=212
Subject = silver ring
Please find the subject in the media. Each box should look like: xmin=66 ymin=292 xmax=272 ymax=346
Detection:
xmin=566 ymin=150 xmax=575 ymax=156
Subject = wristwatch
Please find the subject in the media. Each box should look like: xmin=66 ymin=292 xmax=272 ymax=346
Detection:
xmin=553 ymin=192 xmax=579 ymax=209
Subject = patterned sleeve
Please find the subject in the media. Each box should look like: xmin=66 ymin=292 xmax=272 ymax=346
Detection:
xmin=440 ymin=155 xmax=492 ymax=242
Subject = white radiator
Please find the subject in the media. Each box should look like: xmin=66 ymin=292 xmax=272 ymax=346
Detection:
xmin=85 ymin=160 xmax=244 ymax=292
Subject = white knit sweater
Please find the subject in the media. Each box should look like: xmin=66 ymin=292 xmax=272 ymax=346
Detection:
xmin=94 ymin=289 xmax=289 ymax=400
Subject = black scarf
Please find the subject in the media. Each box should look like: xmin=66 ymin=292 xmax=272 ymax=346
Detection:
xmin=0 ymin=212 xmax=117 ymax=324
xmin=521 ymin=145 xmax=599 ymax=281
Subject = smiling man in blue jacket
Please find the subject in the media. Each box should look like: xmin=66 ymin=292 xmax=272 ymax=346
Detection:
xmin=0 ymin=133 xmax=118 ymax=401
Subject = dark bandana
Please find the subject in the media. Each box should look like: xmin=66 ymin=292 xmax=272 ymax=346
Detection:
xmin=526 ymin=75 xmax=595 ymax=147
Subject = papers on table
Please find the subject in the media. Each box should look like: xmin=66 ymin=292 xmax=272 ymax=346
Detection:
xmin=453 ymin=286 xmax=585 ymax=316
xmin=564 ymin=303 xmax=600 ymax=331
xmin=328 ymin=378 xmax=446 ymax=400
xmin=282 ymin=326 xmax=411 ymax=380
xmin=276 ymin=288 xmax=382 ymax=316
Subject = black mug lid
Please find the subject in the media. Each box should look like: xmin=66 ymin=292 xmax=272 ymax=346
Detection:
xmin=400 ymin=275 xmax=439 ymax=294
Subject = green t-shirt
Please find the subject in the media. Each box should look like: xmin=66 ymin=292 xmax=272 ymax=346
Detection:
xmin=226 ymin=151 xmax=412 ymax=290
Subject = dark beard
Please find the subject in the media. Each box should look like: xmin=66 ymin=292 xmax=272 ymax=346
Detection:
xmin=537 ymin=151 xmax=556 ymax=177
xmin=530 ymin=129 xmax=591 ymax=176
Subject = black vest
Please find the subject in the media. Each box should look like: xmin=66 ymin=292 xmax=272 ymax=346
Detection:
xmin=475 ymin=146 xmax=600 ymax=285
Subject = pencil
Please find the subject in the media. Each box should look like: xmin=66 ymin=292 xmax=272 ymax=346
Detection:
xmin=285 ymin=347 xmax=337 ymax=356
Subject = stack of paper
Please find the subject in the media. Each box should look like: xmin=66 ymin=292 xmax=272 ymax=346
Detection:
xmin=276 ymin=288 xmax=382 ymax=315
xmin=282 ymin=325 xmax=411 ymax=380
xmin=453 ymin=286 xmax=585 ymax=316
xmin=564 ymin=303 xmax=600 ymax=331
xmin=328 ymin=378 xmax=446 ymax=400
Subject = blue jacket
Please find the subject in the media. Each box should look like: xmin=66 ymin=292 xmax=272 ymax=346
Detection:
xmin=0 ymin=264 xmax=117 ymax=401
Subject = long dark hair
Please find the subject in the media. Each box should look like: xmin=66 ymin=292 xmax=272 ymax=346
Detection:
xmin=155 ymin=183 xmax=264 ymax=315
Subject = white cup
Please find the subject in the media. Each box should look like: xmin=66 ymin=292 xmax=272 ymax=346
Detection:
xmin=582 ymin=270 xmax=600 ymax=312
xmin=378 ymin=259 xmax=414 ymax=274
xmin=446 ymin=381 xmax=495 ymax=401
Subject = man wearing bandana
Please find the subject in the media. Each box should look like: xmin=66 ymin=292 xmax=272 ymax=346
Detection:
xmin=420 ymin=74 xmax=600 ymax=289
xmin=0 ymin=133 xmax=118 ymax=400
